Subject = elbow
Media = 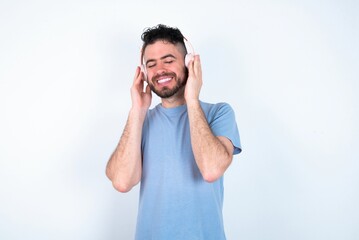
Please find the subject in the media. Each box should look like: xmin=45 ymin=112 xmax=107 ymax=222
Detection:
xmin=200 ymin=156 xmax=232 ymax=183
xmin=106 ymin=172 xmax=133 ymax=193
xmin=105 ymin=165 xmax=140 ymax=193
xmin=111 ymin=175 xmax=141 ymax=193
xmin=112 ymin=181 xmax=134 ymax=193
xmin=202 ymin=170 xmax=222 ymax=183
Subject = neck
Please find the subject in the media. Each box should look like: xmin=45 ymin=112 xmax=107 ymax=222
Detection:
xmin=161 ymin=89 xmax=186 ymax=108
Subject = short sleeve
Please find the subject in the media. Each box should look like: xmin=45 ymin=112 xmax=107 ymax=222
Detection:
xmin=208 ymin=103 xmax=242 ymax=155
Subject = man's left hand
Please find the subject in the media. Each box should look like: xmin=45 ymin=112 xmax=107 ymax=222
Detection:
xmin=184 ymin=55 xmax=202 ymax=104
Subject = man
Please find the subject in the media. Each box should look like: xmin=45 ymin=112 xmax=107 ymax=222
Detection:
xmin=106 ymin=24 xmax=241 ymax=240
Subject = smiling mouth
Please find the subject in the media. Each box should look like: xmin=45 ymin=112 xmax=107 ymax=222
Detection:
xmin=157 ymin=77 xmax=172 ymax=84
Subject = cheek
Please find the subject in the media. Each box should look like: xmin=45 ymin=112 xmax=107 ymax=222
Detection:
xmin=178 ymin=66 xmax=188 ymax=80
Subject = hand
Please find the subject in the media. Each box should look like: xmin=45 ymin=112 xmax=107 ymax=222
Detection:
xmin=184 ymin=55 xmax=202 ymax=104
xmin=130 ymin=66 xmax=152 ymax=111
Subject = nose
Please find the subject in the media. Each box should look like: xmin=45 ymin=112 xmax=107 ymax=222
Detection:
xmin=153 ymin=62 xmax=167 ymax=76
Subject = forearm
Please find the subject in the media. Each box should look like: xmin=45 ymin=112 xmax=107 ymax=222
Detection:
xmin=187 ymin=101 xmax=232 ymax=182
xmin=106 ymin=108 xmax=146 ymax=192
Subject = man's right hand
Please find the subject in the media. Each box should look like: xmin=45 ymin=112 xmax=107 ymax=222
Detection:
xmin=130 ymin=66 xmax=152 ymax=111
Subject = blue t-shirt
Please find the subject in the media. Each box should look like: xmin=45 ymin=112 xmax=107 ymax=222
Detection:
xmin=135 ymin=101 xmax=241 ymax=240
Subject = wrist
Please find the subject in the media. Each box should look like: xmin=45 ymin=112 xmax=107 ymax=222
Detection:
xmin=129 ymin=107 xmax=147 ymax=121
xmin=186 ymin=99 xmax=201 ymax=108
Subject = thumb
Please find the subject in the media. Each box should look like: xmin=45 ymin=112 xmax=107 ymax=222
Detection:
xmin=145 ymin=84 xmax=152 ymax=95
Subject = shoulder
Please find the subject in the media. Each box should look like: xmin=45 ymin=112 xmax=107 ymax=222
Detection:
xmin=200 ymin=101 xmax=234 ymax=117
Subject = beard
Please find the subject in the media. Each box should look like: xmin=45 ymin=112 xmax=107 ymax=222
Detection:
xmin=149 ymin=69 xmax=188 ymax=98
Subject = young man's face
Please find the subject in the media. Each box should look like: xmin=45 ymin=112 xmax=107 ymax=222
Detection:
xmin=143 ymin=40 xmax=188 ymax=98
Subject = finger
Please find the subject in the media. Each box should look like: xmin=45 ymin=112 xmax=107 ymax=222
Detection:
xmin=187 ymin=58 xmax=195 ymax=76
xmin=145 ymin=83 xmax=152 ymax=95
xmin=133 ymin=67 xmax=144 ymax=87
xmin=133 ymin=66 xmax=140 ymax=81
xmin=193 ymin=55 xmax=202 ymax=77
xmin=134 ymin=66 xmax=145 ymax=85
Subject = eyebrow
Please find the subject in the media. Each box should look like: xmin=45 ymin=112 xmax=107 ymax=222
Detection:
xmin=145 ymin=54 xmax=176 ymax=66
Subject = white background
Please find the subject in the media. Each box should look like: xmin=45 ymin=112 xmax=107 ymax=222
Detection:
xmin=1 ymin=0 xmax=358 ymax=239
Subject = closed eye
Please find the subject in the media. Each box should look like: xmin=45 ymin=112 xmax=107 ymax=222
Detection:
xmin=162 ymin=55 xmax=176 ymax=64
xmin=147 ymin=63 xmax=156 ymax=68
xmin=145 ymin=54 xmax=176 ymax=68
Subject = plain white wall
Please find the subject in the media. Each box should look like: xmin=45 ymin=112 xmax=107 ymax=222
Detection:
xmin=1 ymin=0 xmax=358 ymax=239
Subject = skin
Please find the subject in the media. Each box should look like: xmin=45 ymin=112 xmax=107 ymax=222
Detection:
xmin=106 ymin=40 xmax=234 ymax=192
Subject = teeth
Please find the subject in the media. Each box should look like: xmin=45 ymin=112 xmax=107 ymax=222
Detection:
xmin=158 ymin=77 xmax=172 ymax=84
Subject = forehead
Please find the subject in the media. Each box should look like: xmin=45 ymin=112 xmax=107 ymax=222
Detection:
xmin=143 ymin=40 xmax=184 ymax=60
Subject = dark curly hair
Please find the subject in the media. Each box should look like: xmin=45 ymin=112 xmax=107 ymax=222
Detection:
xmin=141 ymin=24 xmax=187 ymax=59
